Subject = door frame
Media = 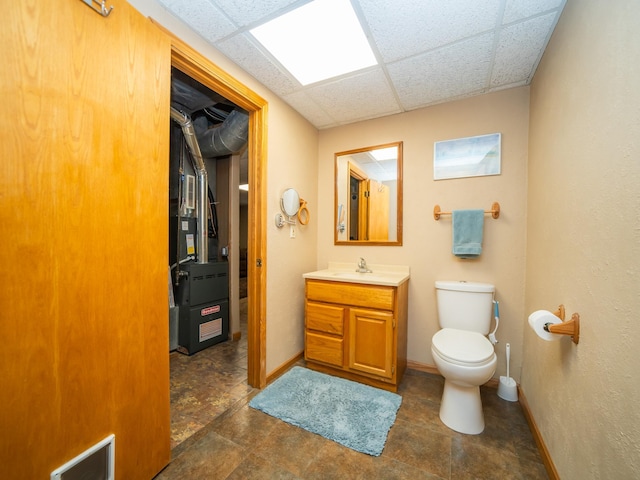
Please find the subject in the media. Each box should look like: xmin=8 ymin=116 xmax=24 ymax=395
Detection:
xmin=161 ymin=25 xmax=268 ymax=388
xmin=348 ymin=161 xmax=368 ymax=240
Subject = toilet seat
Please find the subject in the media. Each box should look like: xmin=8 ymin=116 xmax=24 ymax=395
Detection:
xmin=432 ymin=328 xmax=495 ymax=367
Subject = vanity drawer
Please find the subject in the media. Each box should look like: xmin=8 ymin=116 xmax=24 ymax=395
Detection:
xmin=305 ymin=331 xmax=343 ymax=367
xmin=306 ymin=280 xmax=395 ymax=311
xmin=306 ymin=302 xmax=344 ymax=335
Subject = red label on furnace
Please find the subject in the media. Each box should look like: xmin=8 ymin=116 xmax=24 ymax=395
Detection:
xmin=201 ymin=305 xmax=221 ymax=316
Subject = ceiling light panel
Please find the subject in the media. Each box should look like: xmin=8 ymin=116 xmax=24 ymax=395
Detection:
xmin=371 ymin=147 xmax=398 ymax=161
xmin=250 ymin=0 xmax=377 ymax=85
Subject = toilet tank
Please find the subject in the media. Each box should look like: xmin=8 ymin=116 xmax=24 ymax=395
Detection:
xmin=435 ymin=281 xmax=495 ymax=334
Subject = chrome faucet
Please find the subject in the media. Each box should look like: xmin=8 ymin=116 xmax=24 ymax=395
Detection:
xmin=356 ymin=257 xmax=372 ymax=273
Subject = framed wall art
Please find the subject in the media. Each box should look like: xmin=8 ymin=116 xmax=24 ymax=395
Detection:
xmin=434 ymin=133 xmax=501 ymax=180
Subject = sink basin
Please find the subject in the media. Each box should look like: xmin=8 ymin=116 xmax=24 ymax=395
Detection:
xmin=303 ymin=262 xmax=410 ymax=286
xmin=329 ymin=272 xmax=394 ymax=282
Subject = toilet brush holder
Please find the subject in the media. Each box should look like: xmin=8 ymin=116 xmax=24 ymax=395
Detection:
xmin=497 ymin=377 xmax=518 ymax=402
xmin=497 ymin=343 xmax=518 ymax=402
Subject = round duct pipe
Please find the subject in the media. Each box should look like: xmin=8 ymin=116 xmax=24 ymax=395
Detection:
xmin=197 ymin=109 xmax=249 ymax=157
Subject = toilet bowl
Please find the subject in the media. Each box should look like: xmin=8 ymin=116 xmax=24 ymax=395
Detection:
xmin=431 ymin=281 xmax=497 ymax=435
xmin=431 ymin=328 xmax=496 ymax=434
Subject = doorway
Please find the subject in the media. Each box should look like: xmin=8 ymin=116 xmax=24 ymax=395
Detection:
xmin=168 ymin=31 xmax=268 ymax=389
xmin=347 ymin=162 xmax=390 ymax=241
xmin=164 ymin=28 xmax=268 ymax=447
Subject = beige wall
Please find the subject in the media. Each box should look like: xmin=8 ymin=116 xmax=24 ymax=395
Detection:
xmin=318 ymin=87 xmax=530 ymax=378
xmin=525 ymin=0 xmax=640 ymax=478
xmin=264 ymin=101 xmax=319 ymax=372
xmin=128 ymin=0 xmax=319 ymax=374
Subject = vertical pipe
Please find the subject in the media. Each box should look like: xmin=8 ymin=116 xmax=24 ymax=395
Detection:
xmin=170 ymin=108 xmax=208 ymax=264
xmin=175 ymin=136 xmax=185 ymax=283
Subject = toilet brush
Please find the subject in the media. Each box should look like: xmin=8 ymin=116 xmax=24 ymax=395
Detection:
xmin=497 ymin=343 xmax=518 ymax=401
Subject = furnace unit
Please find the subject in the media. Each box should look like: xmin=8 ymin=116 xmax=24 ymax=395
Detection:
xmin=176 ymin=262 xmax=229 ymax=355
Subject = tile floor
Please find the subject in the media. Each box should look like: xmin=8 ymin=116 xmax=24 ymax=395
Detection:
xmin=158 ymin=299 xmax=548 ymax=479
xmin=168 ymin=297 xmax=250 ymax=449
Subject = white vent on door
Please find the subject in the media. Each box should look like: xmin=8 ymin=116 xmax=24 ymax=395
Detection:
xmin=51 ymin=434 xmax=114 ymax=480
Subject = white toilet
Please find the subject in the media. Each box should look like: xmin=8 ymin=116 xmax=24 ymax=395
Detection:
xmin=431 ymin=280 xmax=497 ymax=434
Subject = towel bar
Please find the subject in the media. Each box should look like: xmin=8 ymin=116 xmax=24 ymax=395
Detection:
xmin=433 ymin=202 xmax=500 ymax=220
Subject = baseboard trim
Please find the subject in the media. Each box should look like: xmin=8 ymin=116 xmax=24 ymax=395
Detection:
xmin=406 ymin=360 xmax=439 ymax=375
xmin=517 ymin=386 xmax=560 ymax=480
xmin=266 ymin=351 xmax=304 ymax=384
xmin=406 ymin=360 xmax=558 ymax=479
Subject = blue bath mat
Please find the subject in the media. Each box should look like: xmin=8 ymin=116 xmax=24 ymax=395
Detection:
xmin=249 ymin=366 xmax=402 ymax=456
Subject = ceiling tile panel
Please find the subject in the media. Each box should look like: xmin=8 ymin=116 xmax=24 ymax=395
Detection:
xmin=281 ymin=91 xmax=337 ymax=128
xmin=160 ymin=0 xmax=566 ymax=129
xmin=491 ymin=13 xmax=558 ymax=87
xmin=213 ymin=0 xmax=301 ymax=27
xmin=304 ymin=69 xmax=402 ymax=125
xmin=503 ymin=0 xmax=565 ymax=24
xmin=388 ymin=33 xmax=494 ymax=110
xmin=359 ymin=0 xmax=502 ymax=62
xmin=216 ymin=33 xmax=299 ymax=96
xmin=158 ymin=0 xmax=236 ymax=43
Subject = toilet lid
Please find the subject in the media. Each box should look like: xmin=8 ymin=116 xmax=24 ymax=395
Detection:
xmin=432 ymin=328 xmax=494 ymax=365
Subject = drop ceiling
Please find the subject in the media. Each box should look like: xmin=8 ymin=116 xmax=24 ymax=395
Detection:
xmin=158 ymin=0 xmax=566 ymax=130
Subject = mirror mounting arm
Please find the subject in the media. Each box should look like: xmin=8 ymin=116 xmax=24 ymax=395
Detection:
xmin=274 ymin=213 xmax=296 ymax=228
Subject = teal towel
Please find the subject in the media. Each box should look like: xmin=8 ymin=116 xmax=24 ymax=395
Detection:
xmin=452 ymin=209 xmax=484 ymax=258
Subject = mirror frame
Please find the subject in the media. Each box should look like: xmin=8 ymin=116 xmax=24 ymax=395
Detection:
xmin=334 ymin=141 xmax=403 ymax=246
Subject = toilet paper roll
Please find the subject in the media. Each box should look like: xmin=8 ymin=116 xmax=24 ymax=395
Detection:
xmin=528 ymin=310 xmax=563 ymax=341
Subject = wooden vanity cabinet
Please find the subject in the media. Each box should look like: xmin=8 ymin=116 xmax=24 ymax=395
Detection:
xmin=304 ymin=279 xmax=408 ymax=392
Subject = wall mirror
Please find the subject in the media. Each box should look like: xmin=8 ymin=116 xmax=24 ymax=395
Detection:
xmin=335 ymin=141 xmax=403 ymax=245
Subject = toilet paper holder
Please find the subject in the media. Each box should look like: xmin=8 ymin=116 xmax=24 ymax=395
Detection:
xmin=545 ymin=305 xmax=580 ymax=344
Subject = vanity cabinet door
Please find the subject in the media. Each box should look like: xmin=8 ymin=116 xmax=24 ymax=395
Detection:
xmin=348 ymin=308 xmax=394 ymax=379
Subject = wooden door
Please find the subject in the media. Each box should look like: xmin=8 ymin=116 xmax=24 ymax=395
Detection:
xmin=367 ymin=179 xmax=390 ymax=241
xmin=348 ymin=308 xmax=394 ymax=378
xmin=0 ymin=1 xmax=171 ymax=478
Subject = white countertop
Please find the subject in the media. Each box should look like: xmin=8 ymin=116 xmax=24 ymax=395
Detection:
xmin=303 ymin=262 xmax=410 ymax=286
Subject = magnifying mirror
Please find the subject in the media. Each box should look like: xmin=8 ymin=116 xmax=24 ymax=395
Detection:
xmin=275 ymin=188 xmax=301 ymax=228
xmin=281 ymin=188 xmax=300 ymax=217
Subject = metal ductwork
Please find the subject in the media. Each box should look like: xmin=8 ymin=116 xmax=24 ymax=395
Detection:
xmin=170 ymin=107 xmax=208 ymax=264
xmin=195 ymin=109 xmax=249 ymax=158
